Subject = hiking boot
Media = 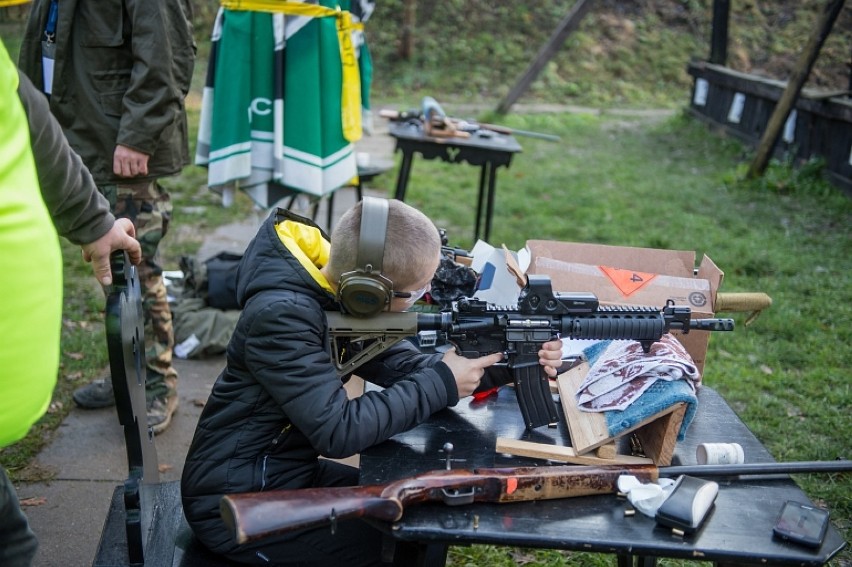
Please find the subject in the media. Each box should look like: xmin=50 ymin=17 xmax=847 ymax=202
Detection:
xmin=73 ymin=379 xmax=115 ymax=409
xmin=147 ymin=394 xmax=179 ymax=435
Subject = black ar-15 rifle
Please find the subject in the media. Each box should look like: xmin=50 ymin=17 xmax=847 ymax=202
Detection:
xmin=328 ymin=275 xmax=735 ymax=429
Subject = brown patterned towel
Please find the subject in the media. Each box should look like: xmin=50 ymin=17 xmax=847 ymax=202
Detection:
xmin=576 ymin=334 xmax=700 ymax=412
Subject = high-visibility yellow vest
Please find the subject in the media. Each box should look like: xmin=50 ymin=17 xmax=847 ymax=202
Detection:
xmin=0 ymin=38 xmax=63 ymax=448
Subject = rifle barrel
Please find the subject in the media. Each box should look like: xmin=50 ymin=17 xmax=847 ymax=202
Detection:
xmin=661 ymin=460 xmax=852 ymax=478
xmin=479 ymin=122 xmax=561 ymax=142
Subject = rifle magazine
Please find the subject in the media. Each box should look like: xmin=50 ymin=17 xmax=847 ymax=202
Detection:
xmin=513 ymin=365 xmax=559 ymax=429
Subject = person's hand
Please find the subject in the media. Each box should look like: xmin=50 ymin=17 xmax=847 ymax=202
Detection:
xmin=441 ymin=350 xmax=505 ymax=398
xmin=113 ymin=144 xmax=150 ymax=177
xmin=538 ymin=339 xmax=565 ymax=377
xmin=81 ymin=218 xmax=142 ymax=285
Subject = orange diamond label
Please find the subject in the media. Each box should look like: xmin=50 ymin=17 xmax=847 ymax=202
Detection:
xmin=598 ymin=265 xmax=658 ymax=297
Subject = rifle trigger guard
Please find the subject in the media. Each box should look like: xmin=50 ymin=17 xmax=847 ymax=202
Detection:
xmin=441 ymin=487 xmax=475 ymax=505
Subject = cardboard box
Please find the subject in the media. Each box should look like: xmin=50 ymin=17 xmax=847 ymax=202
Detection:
xmin=468 ymin=239 xmax=725 ymax=373
xmin=523 ymin=240 xmax=725 ymax=374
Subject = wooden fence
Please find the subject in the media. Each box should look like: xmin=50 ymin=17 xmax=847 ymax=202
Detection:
xmin=687 ymin=60 xmax=852 ymax=194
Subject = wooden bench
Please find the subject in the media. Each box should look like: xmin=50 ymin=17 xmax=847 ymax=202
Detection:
xmin=92 ymin=252 xmax=239 ymax=567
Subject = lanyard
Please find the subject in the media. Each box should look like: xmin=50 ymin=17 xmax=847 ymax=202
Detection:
xmin=44 ymin=0 xmax=59 ymax=42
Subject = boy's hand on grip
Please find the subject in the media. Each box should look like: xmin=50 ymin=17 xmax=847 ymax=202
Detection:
xmin=538 ymin=339 xmax=564 ymax=377
xmin=442 ymin=350 xmax=504 ymax=398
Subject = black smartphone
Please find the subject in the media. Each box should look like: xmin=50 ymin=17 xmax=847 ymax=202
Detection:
xmin=772 ymin=501 xmax=830 ymax=548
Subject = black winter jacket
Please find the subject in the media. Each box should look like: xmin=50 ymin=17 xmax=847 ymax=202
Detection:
xmin=182 ymin=209 xmax=473 ymax=554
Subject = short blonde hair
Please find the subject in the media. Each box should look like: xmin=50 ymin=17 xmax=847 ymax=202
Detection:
xmin=328 ymin=199 xmax=441 ymax=290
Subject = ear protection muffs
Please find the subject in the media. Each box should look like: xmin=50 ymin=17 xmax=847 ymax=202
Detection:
xmin=338 ymin=197 xmax=394 ymax=317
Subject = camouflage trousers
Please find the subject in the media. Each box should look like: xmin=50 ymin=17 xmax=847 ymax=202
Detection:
xmin=101 ymin=180 xmax=177 ymax=404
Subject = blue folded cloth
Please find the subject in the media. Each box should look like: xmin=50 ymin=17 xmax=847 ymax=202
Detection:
xmin=581 ymin=339 xmax=699 ymax=440
xmin=603 ymin=379 xmax=696 ymax=440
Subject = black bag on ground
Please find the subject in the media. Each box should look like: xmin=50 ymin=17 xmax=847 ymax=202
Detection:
xmin=204 ymin=252 xmax=243 ymax=310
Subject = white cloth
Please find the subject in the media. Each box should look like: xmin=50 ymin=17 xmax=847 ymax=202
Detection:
xmin=577 ymin=334 xmax=700 ymax=412
xmin=617 ymin=475 xmax=677 ymax=517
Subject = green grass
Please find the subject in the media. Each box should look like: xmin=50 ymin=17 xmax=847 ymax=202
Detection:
xmin=383 ymin=111 xmax=851 ymax=566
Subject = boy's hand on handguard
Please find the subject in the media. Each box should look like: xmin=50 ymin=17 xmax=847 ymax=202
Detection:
xmin=441 ymin=350 xmax=505 ymax=398
xmin=539 ymin=339 xmax=565 ymax=377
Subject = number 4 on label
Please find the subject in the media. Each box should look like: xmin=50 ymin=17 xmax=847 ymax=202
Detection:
xmin=598 ymin=266 xmax=658 ymax=297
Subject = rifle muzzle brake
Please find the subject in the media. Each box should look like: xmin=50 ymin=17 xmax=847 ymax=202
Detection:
xmin=689 ymin=318 xmax=735 ymax=332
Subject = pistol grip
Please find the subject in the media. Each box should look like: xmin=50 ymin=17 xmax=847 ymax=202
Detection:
xmin=513 ymin=365 xmax=559 ymax=429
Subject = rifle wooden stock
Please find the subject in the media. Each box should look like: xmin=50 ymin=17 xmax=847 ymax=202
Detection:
xmin=221 ymin=459 xmax=852 ymax=545
xmin=221 ymin=464 xmax=658 ymax=544
xmin=220 ymin=485 xmax=401 ymax=545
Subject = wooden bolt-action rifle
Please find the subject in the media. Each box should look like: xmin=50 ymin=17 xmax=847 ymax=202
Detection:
xmin=221 ymin=460 xmax=852 ymax=545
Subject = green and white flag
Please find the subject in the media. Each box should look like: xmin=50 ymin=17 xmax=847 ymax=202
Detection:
xmin=196 ymin=0 xmax=374 ymax=206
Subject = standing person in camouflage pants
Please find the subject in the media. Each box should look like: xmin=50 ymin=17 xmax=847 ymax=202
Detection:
xmin=19 ymin=0 xmax=196 ymax=434
xmin=101 ymin=182 xmax=179 ymax=423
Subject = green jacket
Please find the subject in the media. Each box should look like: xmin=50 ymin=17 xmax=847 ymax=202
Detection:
xmin=18 ymin=70 xmax=114 ymax=246
xmin=18 ymin=0 xmax=196 ymax=184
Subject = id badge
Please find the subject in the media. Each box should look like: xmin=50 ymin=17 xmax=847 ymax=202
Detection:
xmin=41 ymin=40 xmax=56 ymax=95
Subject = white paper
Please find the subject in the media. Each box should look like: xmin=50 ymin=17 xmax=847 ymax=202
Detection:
xmin=174 ymin=334 xmax=200 ymax=359
xmin=469 ymin=240 xmax=496 ymax=273
xmin=472 ymin=247 xmax=523 ymax=305
xmin=693 ymin=78 xmax=709 ymax=106
xmin=727 ymin=92 xmax=746 ymax=124
xmin=617 ymin=475 xmax=677 ymax=517
xmin=42 ymin=56 xmax=55 ymax=95
xmin=517 ymin=246 xmax=530 ymax=273
xmin=162 ymin=270 xmax=184 ymax=283
xmin=782 ymin=110 xmax=797 ymax=143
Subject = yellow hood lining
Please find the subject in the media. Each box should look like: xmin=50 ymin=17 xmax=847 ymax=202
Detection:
xmin=274 ymin=219 xmax=334 ymax=294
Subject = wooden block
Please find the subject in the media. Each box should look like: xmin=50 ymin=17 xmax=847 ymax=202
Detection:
xmin=595 ymin=442 xmax=617 ymax=460
xmin=495 ymin=438 xmax=652 ymax=466
xmin=633 ymin=403 xmax=687 ymax=466
xmin=557 ymin=364 xmax=610 ymax=453
xmin=556 ymin=362 xmax=686 ymax=466
xmin=549 ymin=378 xmax=559 ymax=394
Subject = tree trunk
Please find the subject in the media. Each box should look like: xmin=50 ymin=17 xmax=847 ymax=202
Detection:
xmin=399 ymin=0 xmax=417 ymax=60
xmin=746 ymin=0 xmax=846 ymax=180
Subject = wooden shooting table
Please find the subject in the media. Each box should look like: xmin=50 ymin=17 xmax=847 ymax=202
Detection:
xmin=388 ymin=121 xmax=522 ymax=242
xmin=358 ymin=385 xmax=847 ymax=567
